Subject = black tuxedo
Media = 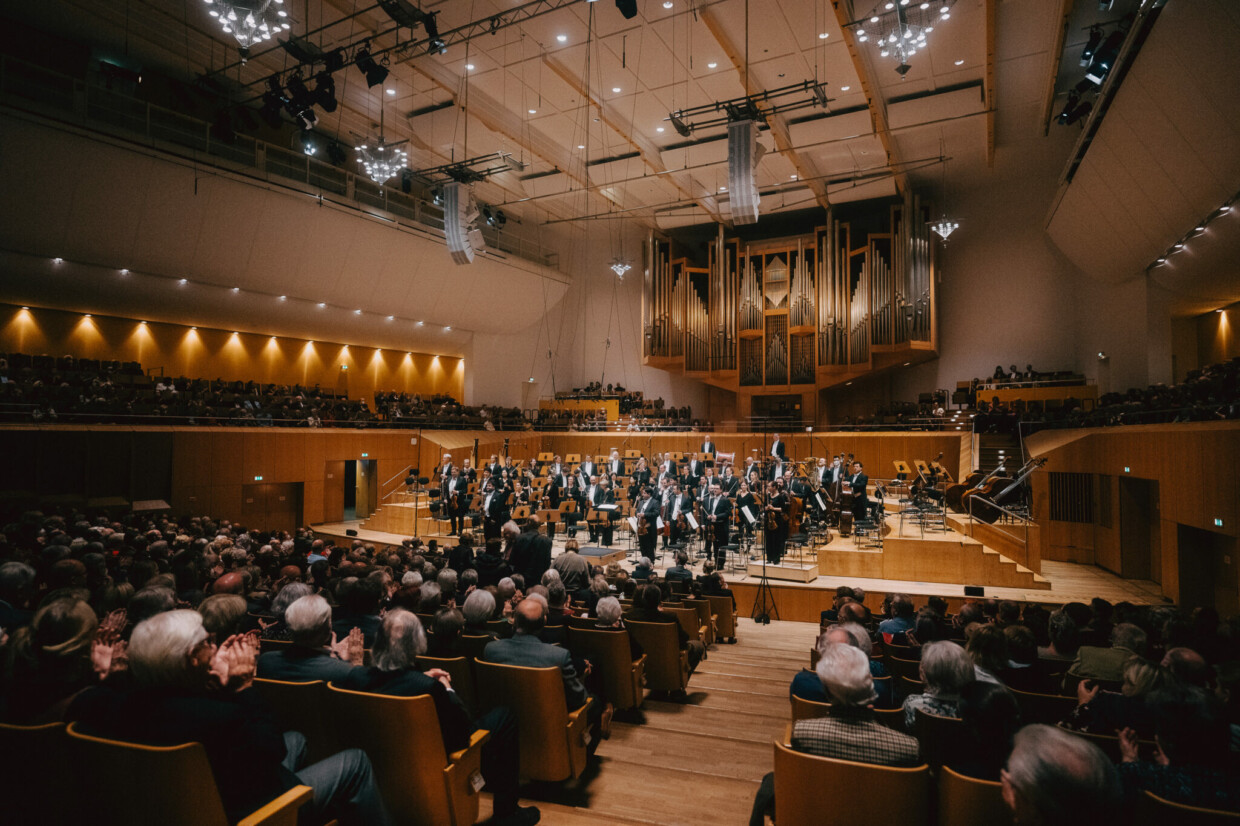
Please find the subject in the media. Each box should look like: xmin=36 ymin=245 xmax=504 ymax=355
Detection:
xmin=443 ymin=477 xmax=468 ymax=534
xmin=608 ymin=459 xmax=624 ymax=476
xmin=482 ymin=488 xmax=510 ymax=540
xmin=580 ymin=461 xmax=597 ymax=479
xmin=720 ymin=475 xmax=740 ymax=496
xmin=770 ymin=440 xmax=787 ymax=460
xmin=510 ymin=528 xmax=553 ymax=585
xmin=850 ymin=473 xmax=870 ymax=521
xmin=701 ymin=441 xmax=716 ymax=456
xmin=702 ymin=492 xmax=732 ymax=564
xmin=637 ymin=495 xmax=661 ymax=557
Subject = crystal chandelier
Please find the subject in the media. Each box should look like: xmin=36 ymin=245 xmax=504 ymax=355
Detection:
xmin=353 ymin=105 xmax=408 ymax=186
xmin=610 ymin=257 xmax=632 ymax=279
xmin=930 ymin=141 xmax=959 ymax=242
xmin=203 ymin=0 xmax=290 ymax=54
xmin=848 ymin=0 xmax=957 ymax=75
xmin=930 ymin=218 xmax=958 ymax=241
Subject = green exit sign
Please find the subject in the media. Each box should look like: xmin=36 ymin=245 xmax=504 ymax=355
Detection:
xmin=254 ymin=475 xmax=263 ymax=481
xmin=361 ymin=452 xmax=369 ymax=457
xmin=1124 ymin=466 xmax=1130 ymax=473
xmin=1216 ymin=518 xmax=1224 ymax=528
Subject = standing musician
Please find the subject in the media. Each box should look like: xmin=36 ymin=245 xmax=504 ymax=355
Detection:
xmin=596 ymin=478 xmax=617 ymax=546
xmin=486 ymin=454 xmax=502 ymax=478
xmin=685 ymin=454 xmax=705 ymax=487
xmin=735 ymin=480 xmax=759 ymax=540
xmin=764 ymin=480 xmax=789 ymax=564
xmin=813 ymin=457 xmax=830 ymax=488
xmin=743 ymin=453 xmax=761 ymax=483
xmin=608 ymin=450 xmax=625 ymax=477
xmin=561 ymin=475 xmax=584 ymax=535
xmin=481 ymin=480 xmax=510 ymax=541
xmin=547 ymin=455 xmax=564 ymax=480
xmin=510 ymin=480 xmax=530 ymax=508
xmin=635 ymin=485 xmax=661 ymax=560
xmin=701 ymin=435 xmax=717 ymax=456
xmin=583 ymin=476 xmax=604 ymax=542
xmin=437 ymin=452 xmax=454 ymax=485
xmin=665 ymin=484 xmax=691 ymax=547
xmin=580 ymin=455 xmax=598 ymax=481
xmin=719 ymin=464 xmax=740 ymax=496
xmin=443 ymin=466 xmax=468 ymax=536
xmin=703 ymin=482 xmax=732 ymax=569
xmin=460 ymin=458 xmax=477 ymax=483
xmin=630 ymin=457 xmax=651 ymax=490
xmin=769 ymin=433 xmax=787 ymax=480
xmin=849 ymin=461 xmax=870 ymax=522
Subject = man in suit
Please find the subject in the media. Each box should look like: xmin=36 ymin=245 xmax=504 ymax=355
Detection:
xmin=702 ymin=482 xmax=732 ymax=568
xmin=68 ymin=609 xmax=390 ymax=826
xmin=509 ymin=516 xmax=553 ymax=585
xmin=258 ymin=594 xmax=367 ymax=682
xmin=596 ymin=479 xmax=618 ymax=546
xmin=437 ymin=453 xmax=454 ymax=485
xmin=482 ymin=481 xmax=510 ymax=541
xmin=582 ymin=475 xmax=603 ymax=542
xmin=719 ymin=465 xmax=740 ymax=496
xmin=607 ymin=451 xmax=624 ymax=477
xmin=701 ymin=435 xmax=717 ymax=456
xmin=770 ymin=434 xmax=787 ymax=461
xmin=1067 ymin=623 xmax=1147 ymax=684
xmin=483 ymin=599 xmax=609 ymax=736
xmin=750 ymin=643 xmax=919 ymax=826
xmin=635 ymin=486 xmax=661 ymax=560
xmin=849 ymin=461 xmax=870 ymax=522
xmin=443 ymin=466 xmax=468 ymax=536
xmin=666 ymin=483 xmax=691 ymax=548
xmin=579 ymin=457 xmax=598 ymax=481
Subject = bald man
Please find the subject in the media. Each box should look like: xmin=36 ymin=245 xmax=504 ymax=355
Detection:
xmin=482 ymin=598 xmax=608 ymax=735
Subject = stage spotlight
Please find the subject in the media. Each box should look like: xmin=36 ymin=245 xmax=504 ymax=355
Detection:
xmin=424 ymin=12 xmax=446 ymax=54
xmin=492 ymin=209 xmax=506 ymax=229
xmin=377 ymin=0 xmax=425 ymax=28
xmin=615 ymin=0 xmax=638 ymax=19
xmin=314 ymin=71 xmax=337 ymax=112
xmin=323 ymin=48 xmax=346 ymax=73
xmin=1079 ymin=26 xmax=1102 ymax=68
xmin=669 ymin=114 xmax=691 ymax=137
xmin=300 ymin=132 xmax=317 ymax=156
xmin=1058 ymin=99 xmax=1092 ymax=126
xmin=285 ymin=74 xmax=316 ymax=110
xmin=280 ymin=35 xmax=324 ymax=65
xmin=1085 ymin=30 xmax=1124 ymax=85
xmin=355 ymin=47 xmax=390 ymax=88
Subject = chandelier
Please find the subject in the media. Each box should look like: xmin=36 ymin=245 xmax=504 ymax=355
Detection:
xmin=930 ymin=218 xmax=959 ymax=241
xmin=930 ymin=141 xmax=959 ymax=242
xmin=847 ymin=0 xmax=957 ymax=75
xmin=204 ymin=0 xmax=290 ymax=54
xmin=610 ymin=258 xmax=632 ymax=279
xmin=353 ymin=105 xmax=408 ymax=186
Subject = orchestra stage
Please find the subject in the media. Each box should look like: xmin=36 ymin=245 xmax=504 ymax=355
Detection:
xmin=313 ymin=513 xmax=1166 ymax=625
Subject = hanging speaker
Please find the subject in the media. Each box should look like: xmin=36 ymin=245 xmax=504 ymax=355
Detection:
xmin=728 ymin=119 xmax=761 ymax=225
xmin=443 ymin=181 xmax=485 ymax=265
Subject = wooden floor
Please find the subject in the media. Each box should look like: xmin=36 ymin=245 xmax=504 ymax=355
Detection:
xmin=475 ymin=616 xmax=808 ymax=826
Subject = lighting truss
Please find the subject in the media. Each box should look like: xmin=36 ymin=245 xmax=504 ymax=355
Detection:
xmin=411 ymin=152 xmax=526 ymax=184
xmin=843 ymin=0 xmax=958 ymax=75
xmin=665 ymin=80 xmax=832 ymax=136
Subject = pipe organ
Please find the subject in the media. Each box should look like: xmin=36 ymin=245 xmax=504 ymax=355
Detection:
xmin=643 ymin=194 xmax=936 ymax=400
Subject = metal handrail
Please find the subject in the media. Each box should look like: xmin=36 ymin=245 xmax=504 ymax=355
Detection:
xmin=0 ymin=53 xmax=560 ymax=270
xmin=964 ymin=493 xmax=1033 ymax=552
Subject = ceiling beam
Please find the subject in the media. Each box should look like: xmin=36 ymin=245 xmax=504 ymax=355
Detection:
xmin=829 ymin=0 xmax=906 ymax=197
xmin=1038 ymin=0 xmax=1076 ymax=137
xmin=984 ymin=0 xmax=997 ymax=167
xmin=699 ymin=6 xmax=832 ymax=211
xmin=543 ymin=55 xmax=728 ymax=226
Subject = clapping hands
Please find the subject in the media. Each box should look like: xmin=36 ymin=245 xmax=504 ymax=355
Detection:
xmin=209 ymin=633 xmax=259 ymax=691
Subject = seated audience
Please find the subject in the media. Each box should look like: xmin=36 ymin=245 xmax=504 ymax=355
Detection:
xmin=1063 ymin=657 xmax=1176 ymax=738
xmin=949 ymin=681 xmax=1022 ymax=781
xmin=966 ymin=622 xmax=1008 ymax=684
xmin=257 ymin=594 xmax=365 ymax=682
xmin=624 ymin=583 xmax=705 ymax=672
xmin=424 ymin=606 xmax=466 ymax=658
xmin=903 ymin=640 xmax=977 ymax=729
xmin=67 ymin=610 xmax=390 ymax=826
xmin=198 ymin=593 xmax=248 ymax=640
xmin=878 ymin=594 xmax=916 ymax=644
xmin=461 ymin=589 xmax=496 ymax=637
xmin=1068 ymin=622 xmax=1147 ymax=684
xmin=1038 ymin=608 xmax=1080 ymax=663
xmin=792 ymin=623 xmax=893 ymax=709
xmin=1000 ymin=724 xmax=1121 ymax=826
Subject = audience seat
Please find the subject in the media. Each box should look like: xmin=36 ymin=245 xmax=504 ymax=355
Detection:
xmin=705 ymin=594 xmax=737 ymax=643
xmin=625 ymin=619 xmax=691 ymax=694
xmin=65 ymin=721 xmax=315 ymax=826
xmin=790 ymin=695 xmax=832 ymax=722
xmin=913 ymin=708 xmax=968 ymax=769
xmin=872 ymin=707 xmax=905 ymax=730
xmin=0 ymin=721 xmax=73 ymax=823
xmin=473 ymin=660 xmax=593 ymax=782
xmin=663 ymin=605 xmax=707 ymax=649
xmin=416 ymin=655 xmax=478 ymax=716
xmin=1056 ymin=723 xmax=1157 ymax=764
xmin=252 ymin=678 xmax=336 ymax=763
xmin=1007 ymin=686 xmax=1077 ymax=726
xmin=458 ymin=634 xmax=494 ymax=662
xmin=1135 ymin=790 xmax=1240 ymax=825
xmin=937 ymin=766 xmax=1008 ymax=826
xmin=885 ymin=655 xmax=922 ymax=685
xmin=773 ymin=725 xmax=931 ymax=826
xmin=565 ymin=626 xmax=647 ymax=710
xmin=681 ymin=598 xmax=717 ymax=646
xmin=883 ymin=641 xmax=920 ymax=661
xmin=324 ymin=684 xmax=489 ymax=826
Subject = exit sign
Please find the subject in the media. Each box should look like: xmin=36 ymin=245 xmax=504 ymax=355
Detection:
xmin=1123 ymin=466 xmax=1130 ymax=473
xmin=1216 ymin=518 xmax=1225 ymax=528
xmin=254 ymin=475 xmax=263 ymax=481
xmin=361 ymin=452 xmax=369 ymax=457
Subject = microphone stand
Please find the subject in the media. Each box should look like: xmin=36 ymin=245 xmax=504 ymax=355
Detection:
xmin=751 ymin=430 xmax=780 ymax=625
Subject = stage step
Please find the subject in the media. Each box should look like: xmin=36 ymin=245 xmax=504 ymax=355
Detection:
xmin=746 ymin=561 xmax=818 ymax=582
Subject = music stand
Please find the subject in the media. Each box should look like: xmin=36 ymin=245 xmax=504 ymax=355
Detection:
xmin=751 ymin=431 xmax=779 ymax=625
xmin=410 ymin=471 xmax=428 ymax=539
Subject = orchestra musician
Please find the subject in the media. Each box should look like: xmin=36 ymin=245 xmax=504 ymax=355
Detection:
xmin=442 ymin=466 xmax=468 ymax=536
xmin=596 ymin=478 xmax=617 ymax=546
xmin=849 ymin=461 xmax=870 ymax=522
xmin=702 ymin=482 xmax=732 ymax=569
xmin=769 ymin=434 xmax=787 ymax=480
xmin=608 ymin=450 xmax=625 ymax=477
xmin=735 ymin=480 xmax=759 ymax=539
xmin=486 ymin=454 xmax=502 ymax=478
xmin=686 ymin=453 xmax=705 ymax=482
xmin=460 ymin=458 xmax=477 ymax=483
xmin=719 ymin=464 xmax=740 ymax=496
xmin=764 ymin=479 xmax=789 ymax=564
xmin=666 ymin=483 xmax=691 ymax=547
xmin=481 ymin=480 xmax=510 ymax=541
xmin=701 ymin=435 xmax=717 ymax=456
xmin=510 ymin=480 xmax=530 ymax=508
xmin=561 ymin=475 xmax=584 ymax=535
xmin=630 ymin=457 xmax=651 ymax=490
xmin=580 ymin=455 xmax=598 ymax=480
xmin=743 ymin=454 xmax=761 ymax=482
xmin=547 ymin=455 xmax=564 ymax=480
xmin=436 ymin=452 xmax=454 ymax=485
xmin=635 ymin=485 xmax=661 ymax=559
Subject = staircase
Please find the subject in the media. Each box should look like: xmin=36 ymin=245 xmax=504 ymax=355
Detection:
xmin=977 ymin=433 xmax=1020 ymax=474
xmin=362 ymin=490 xmax=454 ymax=538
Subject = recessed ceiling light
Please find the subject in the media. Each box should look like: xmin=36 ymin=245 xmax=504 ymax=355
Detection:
xmin=444 ymin=325 xmax=452 ymax=331
xmin=278 ymin=295 xmax=286 ymax=301
xmin=354 ymin=309 xmax=362 ymax=315
xmin=178 ymin=278 xmax=188 ymax=285
xmin=612 ymin=87 xmax=621 ymax=93
xmin=870 ymin=15 xmax=880 ymax=22
xmin=707 ymin=61 xmax=718 ymax=69
xmin=577 ymin=144 xmax=585 ymax=149
xmin=119 ymin=268 xmax=129 ymax=274
xmin=663 ymin=1 xmax=673 ymax=7
xmin=83 ymin=313 xmax=91 ymax=318
xmin=465 ymin=63 xmax=475 ymax=70
xmin=818 ymin=32 xmax=829 ymax=39
xmin=317 ymin=302 xmax=327 ymax=308
xmin=52 ymin=257 xmax=63 ymax=264
xmin=528 ymin=108 xmax=537 ymax=114
xmin=790 ymin=174 xmax=798 ymax=180
xmin=139 ymin=320 xmax=147 ymax=325
xmin=385 ymin=88 xmax=396 ymax=96
xmin=719 ymin=186 xmax=727 ymax=192
xmin=656 ymin=126 xmax=665 ymax=132
xmin=416 ymin=320 xmax=425 ymax=326
xmin=190 ymin=326 xmax=197 ymax=331
xmin=954 ymin=59 xmax=964 ymax=65
xmin=556 ymin=34 xmax=567 ymax=43
xmin=231 ymin=287 xmax=240 ymax=293
xmin=841 ymin=85 xmax=851 ymax=91
xmin=386 ymin=315 xmax=394 ymax=321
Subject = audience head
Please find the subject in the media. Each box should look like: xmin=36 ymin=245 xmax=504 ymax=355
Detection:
xmin=5 ymin=596 xmax=97 ymax=688
xmin=1111 ymin=622 xmax=1146 ymax=655
xmin=1047 ymin=609 xmax=1079 ymax=656
xmin=127 ymin=587 xmax=177 ymax=626
xmin=462 ymin=589 xmax=495 ymax=627
xmin=596 ymin=597 xmax=623 ymax=626
xmin=821 ymin=622 xmax=872 ymax=658
xmin=285 ymin=594 xmax=333 ymax=648
xmin=958 ymin=681 xmax=1021 ymax=769
xmin=197 ymin=594 xmax=247 ymax=639
xmin=128 ymin=609 xmax=211 ymax=690
xmin=432 ymin=606 xmax=464 ymax=640
xmin=372 ymin=609 xmax=427 ymax=671
xmin=966 ymin=623 xmax=1009 ymax=674
xmin=920 ymin=640 xmax=976 ymax=696
xmin=1160 ymin=647 xmax=1211 ymax=688
xmin=815 ymin=643 xmax=876 ymax=707
xmin=512 ymin=597 xmax=546 ymax=635
xmin=270 ymin=582 xmax=313 ymax=619
xmin=1004 ymin=625 xmax=1037 ymax=666
xmin=1001 ymin=724 xmax=1120 ymax=826
xmin=1121 ymin=657 xmax=1175 ymax=698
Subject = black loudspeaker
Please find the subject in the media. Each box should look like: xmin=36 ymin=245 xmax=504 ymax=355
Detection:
xmin=615 ymin=0 xmax=637 ymax=18
xmin=346 ymin=529 xmax=358 ymax=537
xmin=964 ymin=585 xmax=984 ymax=597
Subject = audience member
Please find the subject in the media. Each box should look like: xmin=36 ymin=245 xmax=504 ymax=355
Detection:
xmin=1000 ymin=724 xmax=1121 ymax=826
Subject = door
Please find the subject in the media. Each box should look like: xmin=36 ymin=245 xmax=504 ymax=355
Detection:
xmin=354 ymin=459 xmax=378 ymax=520
xmin=1118 ymin=478 xmax=1157 ymax=580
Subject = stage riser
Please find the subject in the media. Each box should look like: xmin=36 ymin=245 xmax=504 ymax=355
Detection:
xmin=746 ymin=562 xmax=818 ymax=583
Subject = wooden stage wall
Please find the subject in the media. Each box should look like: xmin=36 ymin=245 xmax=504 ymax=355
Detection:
xmin=1027 ymin=421 xmax=1240 ymax=613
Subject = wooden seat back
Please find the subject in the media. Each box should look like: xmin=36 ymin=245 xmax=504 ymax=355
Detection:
xmin=790 ymin=694 xmax=832 ymax=721
xmin=682 ymin=598 xmax=716 ymax=646
xmin=0 ymin=721 xmax=73 ymax=823
xmin=662 ymin=606 xmax=705 ymax=646
xmin=886 ymin=655 xmax=922 ymax=684
xmin=417 ymin=655 xmax=478 ymax=715
xmin=705 ymin=594 xmax=736 ymax=641
xmin=325 ymin=684 xmax=487 ymax=826
xmin=473 ymin=660 xmax=592 ymax=782
xmin=773 ymin=731 xmax=930 ymax=825
xmin=252 ymin=678 xmax=335 ymax=763
xmin=487 ymin=618 xmax=513 ymax=639
xmin=458 ymin=634 xmax=493 ymax=662
xmin=65 ymin=721 xmax=312 ymax=826
xmin=937 ymin=765 xmax=1009 ymax=826
xmin=913 ymin=708 xmax=968 ymax=768
xmin=565 ymin=614 xmax=598 ymax=629
xmin=883 ymin=641 xmax=920 ymax=661
xmin=566 ymin=626 xmax=647 ymax=710
xmin=625 ymin=619 xmax=690 ymax=693
xmin=1008 ymin=686 xmax=1077 ymax=726
xmin=1056 ymin=723 xmax=1157 ymax=764
xmin=1136 ymin=790 xmax=1240 ymax=825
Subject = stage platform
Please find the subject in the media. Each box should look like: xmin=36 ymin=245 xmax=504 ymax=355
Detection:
xmin=312 ymin=516 xmax=1165 ymax=624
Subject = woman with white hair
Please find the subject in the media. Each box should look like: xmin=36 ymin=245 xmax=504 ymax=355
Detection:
xmin=67 ymin=610 xmax=389 ymax=826
xmin=902 ymin=640 xmax=977 ymax=729
xmin=594 ymin=596 xmax=644 ymax=661
xmin=340 ymin=609 xmax=538 ymax=826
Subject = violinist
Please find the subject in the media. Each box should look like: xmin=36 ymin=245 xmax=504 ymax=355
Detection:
xmin=460 ymin=457 xmax=477 ymax=483
xmin=510 ymin=480 xmax=530 ymax=508
xmin=443 ymin=466 xmax=468 ymax=536
xmin=630 ymin=457 xmax=651 ymax=490
xmin=635 ymin=485 xmax=661 ymax=559
xmin=703 ymin=483 xmax=732 ymax=568
xmin=735 ymin=480 xmax=759 ymax=539
xmin=666 ymin=483 xmax=691 ymax=547
xmin=719 ymin=464 xmax=740 ymax=496
xmin=764 ymin=479 xmax=789 ymax=564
